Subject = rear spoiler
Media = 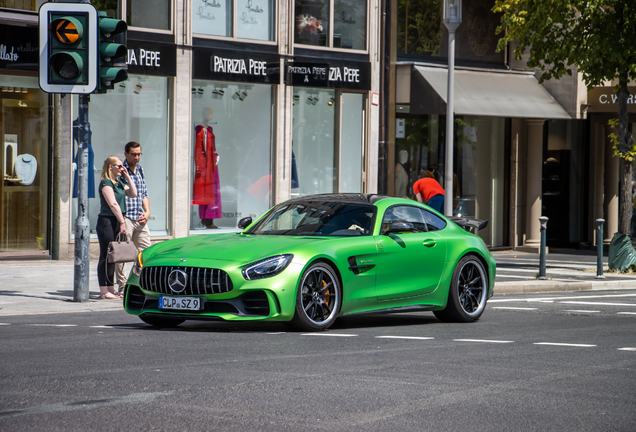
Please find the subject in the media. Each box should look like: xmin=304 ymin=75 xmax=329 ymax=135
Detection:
xmin=448 ymin=216 xmax=489 ymax=232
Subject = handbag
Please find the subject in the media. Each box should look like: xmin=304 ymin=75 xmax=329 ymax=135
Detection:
xmin=107 ymin=233 xmax=138 ymax=263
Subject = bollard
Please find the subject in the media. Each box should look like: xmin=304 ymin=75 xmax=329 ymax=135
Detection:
xmin=538 ymin=216 xmax=549 ymax=280
xmin=596 ymin=218 xmax=605 ymax=278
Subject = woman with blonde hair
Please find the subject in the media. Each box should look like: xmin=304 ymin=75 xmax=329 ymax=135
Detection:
xmin=96 ymin=155 xmax=137 ymax=299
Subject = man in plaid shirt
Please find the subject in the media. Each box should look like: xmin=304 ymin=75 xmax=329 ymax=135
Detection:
xmin=115 ymin=141 xmax=151 ymax=293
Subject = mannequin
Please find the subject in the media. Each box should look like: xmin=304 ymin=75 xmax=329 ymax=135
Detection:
xmin=15 ymin=153 xmax=37 ymax=185
xmin=193 ymin=107 xmax=222 ymax=228
xmin=394 ymin=150 xmax=408 ymax=198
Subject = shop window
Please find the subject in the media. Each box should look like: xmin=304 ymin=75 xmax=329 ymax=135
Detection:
xmin=127 ymin=0 xmax=171 ymax=31
xmin=192 ymin=0 xmax=276 ymax=42
xmin=0 ymin=0 xmax=46 ymax=12
xmin=72 ymin=75 xmax=172 ymax=237
xmin=393 ymin=115 xmax=505 ymax=247
xmin=295 ymin=0 xmax=367 ymax=50
xmin=190 ymin=81 xmax=274 ymax=232
xmin=292 ymin=88 xmax=364 ymax=196
xmin=87 ymin=0 xmax=119 ymax=18
xmin=0 ymin=76 xmax=50 ymax=252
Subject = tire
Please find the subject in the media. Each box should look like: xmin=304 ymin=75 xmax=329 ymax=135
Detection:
xmin=140 ymin=315 xmax=185 ymax=328
xmin=287 ymin=262 xmax=341 ymax=331
xmin=434 ymin=255 xmax=488 ymax=323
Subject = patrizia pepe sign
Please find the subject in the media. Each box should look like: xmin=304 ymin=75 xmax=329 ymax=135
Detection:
xmin=126 ymin=40 xmax=176 ymax=77
xmin=284 ymin=59 xmax=371 ymax=90
xmin=193 ymin=48 xmax=280 ymax=83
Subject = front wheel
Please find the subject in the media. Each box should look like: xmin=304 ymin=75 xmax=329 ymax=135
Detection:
xmin=434 ymin=255 xmax=488 ymax=323
xmin=287 ymin=262 xmax=341 ymax=331
xmin=140 ymin=315 xmax=185 ymax=328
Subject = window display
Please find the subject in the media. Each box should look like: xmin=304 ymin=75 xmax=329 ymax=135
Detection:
xmin=190 ymin=81 xmax=273 ymax=232
xmin=0 ymin=76 xmax=50 ymax=252
xmin=295 ymin=0 xmax=330 ymax=47
xmin=237 ymin=0 xmax=275 ymax=41
xmin=72 ymin=75 xmax=171 ymax=237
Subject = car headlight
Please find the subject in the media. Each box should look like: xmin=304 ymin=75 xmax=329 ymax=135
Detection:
xmin=242 ymin=254 xmax=293 ymax=280
xmin=132 ymin=251 xmax=144 ymax=277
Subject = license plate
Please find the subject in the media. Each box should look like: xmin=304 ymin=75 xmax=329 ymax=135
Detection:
xmin=158 ymin=296 xmax=202 ymax=311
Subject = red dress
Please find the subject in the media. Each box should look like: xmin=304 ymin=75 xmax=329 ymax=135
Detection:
xmin=193 ymin=125 xmax=221 ymax=218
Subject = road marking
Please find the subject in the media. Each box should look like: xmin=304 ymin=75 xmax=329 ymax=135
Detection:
xmin=617 ymin=312 xmax=636 ymax=315
xmin=491 ymin=307 xmax=538 ymax=311
xmin=559 ymin=301 xmax=636 ymax=307
xmin=490 ymin=294 xmax=636 ymax=303
xmin=301 ymin=333 xmax=358 ymax=337
xmin=375 ymin=336 xmax=435 ymax=340
xmin=565 ymin=310 xmax=600 ymax=313
xmin=0 ymin=392 xmax=170 ymax=419
xmin=89 ymin=325 xmax=141 ymax=329
xmin=618 ymin=348 xmax=636 ymax=351
xmin=534 ymin=342 xmax=596 ymax=347
xmin=27 ymin=324 xmax=77 ymax=327
xmin=0 ymin=323 xmax=10 ymax=326
xmin=453 ymin=339 xmax=514 ymax=344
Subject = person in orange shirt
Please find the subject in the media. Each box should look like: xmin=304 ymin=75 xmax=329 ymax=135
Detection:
xmin=413 ymin=170 xmax=445 ymax=213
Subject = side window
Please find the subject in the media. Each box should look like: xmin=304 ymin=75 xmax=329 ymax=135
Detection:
xmin=423 ymin=210 xmax=447 ymax=231
xmin=381 ymin=205 xmax=426 ymax=234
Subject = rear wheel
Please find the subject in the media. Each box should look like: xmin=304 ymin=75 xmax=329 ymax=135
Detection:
xmin=434 ymin=255 xmax=488 ymax=323
xmin=140 ymin=315 xmax=185 ymax=328
xmin=287 ymin=262 xmax=341 ymax=331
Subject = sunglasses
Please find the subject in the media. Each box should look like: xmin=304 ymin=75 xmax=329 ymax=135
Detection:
xmin=112 ymin=164 xmax=123 ymax=169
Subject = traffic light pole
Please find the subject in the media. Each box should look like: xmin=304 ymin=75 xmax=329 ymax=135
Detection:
xmin=73 ymin=94 xmax=91 ymax=302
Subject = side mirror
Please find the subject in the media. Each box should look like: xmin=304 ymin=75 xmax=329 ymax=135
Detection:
xmin=237 ymin=216 xmax=253 ymax=230
xmin=385 ymin=220 xmax=416 ymax=234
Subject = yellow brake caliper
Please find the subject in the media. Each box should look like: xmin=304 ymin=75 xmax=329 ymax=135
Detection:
xmin=323 ymin=280 xmax=330 ymax=306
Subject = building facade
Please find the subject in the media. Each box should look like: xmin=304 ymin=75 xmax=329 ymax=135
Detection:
xmin=384 ymin=0 xmax=614 ymax=252
xmin=0 ymin=0 xmax=381 ymax=259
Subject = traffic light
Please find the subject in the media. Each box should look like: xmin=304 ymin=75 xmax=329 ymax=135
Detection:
xmin=38 ymin=3 xmax=97 ymax=94
xmin=97 ymin=12 xmax=128 ymax=93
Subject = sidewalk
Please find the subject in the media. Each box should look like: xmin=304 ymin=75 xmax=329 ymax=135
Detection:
xmin=1 ymin=249 xmax=635 ymax=316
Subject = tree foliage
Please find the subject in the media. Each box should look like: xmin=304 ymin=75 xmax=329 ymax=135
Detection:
xmin=493 ymin=0 xmax=636 ymax=235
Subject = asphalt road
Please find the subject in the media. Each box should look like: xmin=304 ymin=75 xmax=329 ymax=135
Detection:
xmin=1 ymin=289 xmax=636 ymax=431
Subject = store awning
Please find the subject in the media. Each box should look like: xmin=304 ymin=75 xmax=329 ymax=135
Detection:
xmin=410 ymin=65 xmax=570 ymax=119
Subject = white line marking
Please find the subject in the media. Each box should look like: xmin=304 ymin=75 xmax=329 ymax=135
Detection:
xmin=618 ymin=348 xmax=636 ymax=351
xmin=534 ymin=342 xmax=596 ymax=347
xmin=617 ymin=312 xmax=636 ymax=315
xmin=0 ymin=323 xmax=10 ymax=326
xmin=559 ymin=301 xmax=636 ymax=307
xmin=89 ymin=325 xmax=140 ymax=329
xmin=301 ymin=333 xmax=358 ymax=337
xmin=375 ymin=336 xmax=435 ymax=340
xmin=27 ymin=324 xmax=77 ymax=327
xmin=491 ymin=307 xmax=538 ymax=311
xmin=453 ymin=339 xmax=514 ymax=344
xmin=565 ymin=310 xmax=601 ymax=313
xmin=490 ymin=294 xmax=636 ymax=303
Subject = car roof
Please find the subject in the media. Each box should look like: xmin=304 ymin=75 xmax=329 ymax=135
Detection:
xmin=285 ymin=193 xmax=390 ymax=205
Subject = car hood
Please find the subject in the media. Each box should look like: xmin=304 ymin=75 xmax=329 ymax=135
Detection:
xmin=144 ymin=233 xmax=329 ymax=264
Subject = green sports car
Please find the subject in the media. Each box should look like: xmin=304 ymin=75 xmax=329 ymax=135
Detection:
xmin=124 ymin=194 xmax=496 ymax=331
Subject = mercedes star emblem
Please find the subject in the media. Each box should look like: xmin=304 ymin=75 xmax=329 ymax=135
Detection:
xmin=168 ymin=269 xmax=188 ymax=293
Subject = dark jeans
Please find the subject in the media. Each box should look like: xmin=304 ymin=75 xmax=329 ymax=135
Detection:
xmin=426 ymin=194 xmax=445 ymax=214
xmin=96 ymin=215 xmax=120 ymax=287
xmin=631 ymin=210 xmax=636 ymax=238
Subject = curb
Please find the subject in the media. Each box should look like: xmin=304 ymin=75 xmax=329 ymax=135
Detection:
xmin=495 ymin=279 xmax=636 ymax=294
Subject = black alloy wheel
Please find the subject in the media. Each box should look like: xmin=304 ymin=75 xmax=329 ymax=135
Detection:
xmin=288 ymin=262 xmax=341 ymax=331
xmin=434 ymin=254 xmax=488 ymax=323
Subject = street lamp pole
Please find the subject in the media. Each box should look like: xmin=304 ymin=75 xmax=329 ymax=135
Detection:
xmin=443 ymin=0 xmax=462 ymax=217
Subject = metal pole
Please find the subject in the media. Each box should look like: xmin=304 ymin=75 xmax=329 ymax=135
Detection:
xmin=73 ymin=94 xmax=90 ymax=302
xmin=538 ymin=216 xmax=549 ymax=280
xmin=444 ymin=26 xmax=457 ymax=217
xmin=596 ymin=218 xmax=605 ymax=278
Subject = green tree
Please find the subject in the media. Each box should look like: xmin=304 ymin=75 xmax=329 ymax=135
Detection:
xmin=493 ymin=0 xmax=636 ymax=237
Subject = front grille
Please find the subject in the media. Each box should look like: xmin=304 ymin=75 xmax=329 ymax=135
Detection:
xmin=139 ymin=266 xmax=233 ymax=295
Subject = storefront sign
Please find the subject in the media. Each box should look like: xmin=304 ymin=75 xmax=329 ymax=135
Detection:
xmin=588 ymin=86 xmax=636 ymax=113
xmin=284 ymin=59 xmax=371 ymax=90
xmin=127 ymin=40 xmax=176 ymax=77
xmin=0 ymin=24 xmax=39 ymax=71
xmin=193 ymin=48 xmax=280 ymax=84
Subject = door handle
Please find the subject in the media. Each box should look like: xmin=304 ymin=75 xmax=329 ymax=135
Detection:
xmin=422 ymin=240 xmax=437 ymax=247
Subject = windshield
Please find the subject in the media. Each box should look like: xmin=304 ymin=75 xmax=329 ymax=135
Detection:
xmin=246 ymin=201 xmax=376 ymax=236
